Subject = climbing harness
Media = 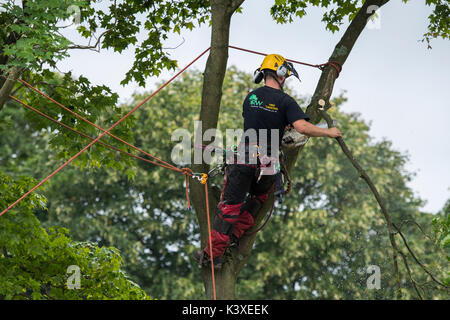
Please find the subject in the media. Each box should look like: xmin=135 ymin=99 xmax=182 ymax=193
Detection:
xmin=198 ymin=141 xmax=291 ymax=203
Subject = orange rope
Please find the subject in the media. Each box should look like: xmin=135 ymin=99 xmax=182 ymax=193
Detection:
xmin=204 ymin=182 xmax=216 ymax=300
xmin=185 ymin=175 xmax=191 ymax=210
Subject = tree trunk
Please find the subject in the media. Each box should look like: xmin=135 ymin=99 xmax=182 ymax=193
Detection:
xmin=0 ymin=2 xmax=26 ymax=111
xmin=192 ymin=0 xmax=390 ymax=299
xmin=190 ymin=0 xmax=244 ymax=300
xmin=0 ymin=67 xmax=22 ymax=111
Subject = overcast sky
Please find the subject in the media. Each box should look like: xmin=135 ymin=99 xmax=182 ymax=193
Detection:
xmin=57 ymin=0 xmax=450 ymax=213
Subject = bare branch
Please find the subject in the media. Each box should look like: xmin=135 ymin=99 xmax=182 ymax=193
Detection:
xmin=396 ymin=219 xmax=436 ymax=242
xmin=318 ymin=104 xmax=402 ymax=297
xmin=162 ymin=37 xmax=186 ymax=50
xmin=67 ymin=0 xmax=118 ymax=52
xmin=394 ymin=223 xmax=449 ymax=289
xmin=399 ymin=251 xmax=423 ymax=299
xmin=319 ymin=106 xmax=449 ymax=293
xmin=67 ymin=28 xmax=111 ymax=52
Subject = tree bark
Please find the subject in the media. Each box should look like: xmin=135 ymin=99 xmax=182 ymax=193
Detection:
xmin=0 ymin=2 xmax=26 ymax=111
xmin=0 ymin=43 xmax=18 ymax=110
xmin=0 ymin=67 xmax=22 ymax=111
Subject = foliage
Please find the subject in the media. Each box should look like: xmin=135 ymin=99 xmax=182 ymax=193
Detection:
xmin=38 ymin=70 xmax=209 ymax=299
xmin=271 ymin=0 xmax=360 ymax=32
xmin=0 ymin=0 xmax=211 ymax=170
xmin=418 ymin=0 xmax=450 ymax=46
xmin=433 ymin=199 xmax=450 ymax=285
xmin=0 ymin=170 xmax=149 ymax=300
xmin=1 ymin=0 xmax=447 ymax=85
xmin=96 ymin=0 xmax=210 ymax=86
xmin=0 ymin=0 xmax=210 ymax=85
xmin=0 ymin=0 xmax=75 ymax=72
xmin=271 ymin=0 xmax=449 ymax=45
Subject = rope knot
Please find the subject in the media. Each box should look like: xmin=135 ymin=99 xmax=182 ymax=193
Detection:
xmin=327 ymin=61 xmax=343 ymax=77
xmin=180 ymin=167 xmax=193 ymax=176
xmin=318 ymin=61 xmax=343 ymax=78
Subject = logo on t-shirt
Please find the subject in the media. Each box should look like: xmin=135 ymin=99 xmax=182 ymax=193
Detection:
xmin=248 ymin=94 xmax=263 ymax=106
xmin=265 ymin=103 xmax=278 ymax=111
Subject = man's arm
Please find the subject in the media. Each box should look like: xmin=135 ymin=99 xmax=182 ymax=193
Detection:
xmin=292 ymin=119 xmax=342 ymax=138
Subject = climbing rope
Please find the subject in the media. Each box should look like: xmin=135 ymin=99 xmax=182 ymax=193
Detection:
xmin=2 ymin=45 xmax=344 ymax=300
xmin=229 ymin=45 xmax=342 ymax=77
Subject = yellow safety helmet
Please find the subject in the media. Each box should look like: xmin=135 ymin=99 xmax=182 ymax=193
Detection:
xmin=253 ymin=54 xmax=300 ymax=84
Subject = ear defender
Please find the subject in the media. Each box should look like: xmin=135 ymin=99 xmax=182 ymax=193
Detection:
xmin=253 ymin=68 xmax=264 ymax=84
xmin=276 ymin=64 xmax=288 ymax=78
xmin=277 ymin=61 xmax=302 ymax=82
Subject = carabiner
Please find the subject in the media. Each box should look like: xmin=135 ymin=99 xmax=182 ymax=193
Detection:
xmin=200 ymin=173 xmax=208 ymax=184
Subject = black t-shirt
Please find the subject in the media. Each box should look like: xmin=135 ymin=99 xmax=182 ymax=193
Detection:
xmin=240 ymin=86 xmax=309 ymax=155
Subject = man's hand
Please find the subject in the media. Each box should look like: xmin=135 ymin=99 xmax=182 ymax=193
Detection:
xmin=327 ymin=127 xmax=342 ymax=138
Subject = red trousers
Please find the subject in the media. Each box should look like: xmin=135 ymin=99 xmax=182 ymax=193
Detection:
xmin=204 ymin=164 xmax=274 ymax=258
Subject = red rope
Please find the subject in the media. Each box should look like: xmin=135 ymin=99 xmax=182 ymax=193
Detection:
xmin=2 ymin=44 xmax=342 ymax=217
xmin=229 ymin=45 xmax=323 ymax=69
xmin=10 ymin=94 xmax=195 ymax=214
xmin=229 ymin=45 xmax=342 ymax=77
xmin=323 ymin=61 xmax=342 ymax=78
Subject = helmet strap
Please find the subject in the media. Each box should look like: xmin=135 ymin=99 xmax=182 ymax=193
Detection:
xmin=265 ymin=71 xmax=284 ymax=91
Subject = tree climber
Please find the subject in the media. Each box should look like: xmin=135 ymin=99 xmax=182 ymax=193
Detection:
xmin=194 ymin=54 xmax=342 ymax=268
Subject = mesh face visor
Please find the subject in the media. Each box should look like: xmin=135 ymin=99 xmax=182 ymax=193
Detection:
xmin=286 ymin=61 xmax=300 ymax=81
